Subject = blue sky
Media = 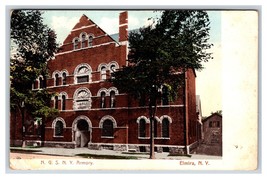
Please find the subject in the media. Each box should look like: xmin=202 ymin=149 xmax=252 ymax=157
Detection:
xmin=42 ymin=10 xmax=221 ymax=44
xmin=42 ymin=10 xmax=221 ymax=116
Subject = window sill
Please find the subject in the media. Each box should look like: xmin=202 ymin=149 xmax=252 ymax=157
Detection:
xmin=75 ymin=82 xmax=90 ymax=85
xmin=138 ymin=137 xmax=150 ymax=139
xmin=161 ymin=137 xmax=170 ymax=140
xmin=138 ymin=137 xmax=170 ymax=140
xmin=101 ymin=136 xmax=114 ymax=139
xmin=53 ymin=136 xmax=64 ymax=138
xmin=25 ymin=135 xmax=41 ymax=137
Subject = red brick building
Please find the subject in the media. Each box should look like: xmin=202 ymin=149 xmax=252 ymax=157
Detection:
xmin=202 ymin=113 xmax=222 ymax=145
xmin=10 ymin=11 xmax=199 ymax=154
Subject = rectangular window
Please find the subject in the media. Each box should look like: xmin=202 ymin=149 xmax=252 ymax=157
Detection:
xmin=77 ymin=76 xmax=89 ymax=83
xmin=209 ymin=121 xmax=212 ymax=127
xmin=216 ymin=121 xmax=220 ymax=127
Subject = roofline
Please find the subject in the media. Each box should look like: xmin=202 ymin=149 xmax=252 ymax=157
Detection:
xmin=202 ymin=113 xmax=222 ymax=122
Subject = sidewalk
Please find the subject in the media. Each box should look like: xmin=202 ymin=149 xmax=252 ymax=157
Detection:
xmin=10 ymin=147 xmax=222 ymax=160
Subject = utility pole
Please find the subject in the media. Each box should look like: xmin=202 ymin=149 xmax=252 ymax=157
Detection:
xmin=21 ymin=101 xmax=26 ymax=148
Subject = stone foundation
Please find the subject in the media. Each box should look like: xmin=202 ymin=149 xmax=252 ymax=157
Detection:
xmin=44 ymin=141 xmax=75 ymax=148
xmin=88 ymin=143 xmax=127 ymax=151
xmin=88 ymin=143 xmax=189 ymax=154
xmin=10 ymin=140 xmax=196 ymax=155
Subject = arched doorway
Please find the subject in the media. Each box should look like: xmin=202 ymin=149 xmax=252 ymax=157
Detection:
xmin=72 ymin=116 xmax=92 ymax=148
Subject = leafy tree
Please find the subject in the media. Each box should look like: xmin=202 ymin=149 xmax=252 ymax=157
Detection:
xmin=111 ymin=10 xmax=213 ymax=158
xmin=211 ymin=110 xmax=222 ymax=115
xmin=10 ymin=10 xmax=58 ymax=147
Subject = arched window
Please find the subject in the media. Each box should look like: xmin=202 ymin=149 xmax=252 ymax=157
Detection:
xmin=81 ymin=34 xmax=86 ymax=48
xmin=101 ymin=66 xmax=107 ymax=80
xmin=62 ymin=95 xmax=66 ymax=110
xmin=110 ymin=64 xmax=116 ymax=72
xmin=39 ymin=77 xmax=44 ymax=89
xmin=55 ymin=121 xmax=64 ymax=136
xmin=162 ymin=85 xmax=169 ymax=105
xmin=88 ymin=35 xmax=93 ymax=47
xmin=108 ymin=61 xmax=119 ymax=79
xmin=102 ymin=119 xmax=113 ymax=137
xmin=73 ymin=88 xmax=92 ymax=110
xmin=162 ymin=118 xmax=170 ymax=138
xmin=62 ymin=72 xmax=67 ymax=85
xmin=55 ymin=73 xmax=60 ymax=86
xmin=76 ymin=66 xmax=90 ymax=83
xmin=100 ymin=91 xmax=106 ymax=108
xmin=74 ymin=38 xmax=79 ymax=50
xmin=110 ymin=91 xmax=116 ymax=108
xmin=55 ymin=96 xmax=59 ymax=109
xmin=110 ymin=64 xmax=116 ymax=79
xmin=139 ymin=118 xmax=146 ymax=137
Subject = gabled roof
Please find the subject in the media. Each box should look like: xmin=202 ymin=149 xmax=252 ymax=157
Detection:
xmin=202 ymin=113 xmax=222 ymax=123
xmin=62 ymin=14 xmax=119 ymax=45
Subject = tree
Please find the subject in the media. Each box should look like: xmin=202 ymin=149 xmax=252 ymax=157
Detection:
xmin=10 ymin=10 xmax=58 ymax=147
xmin=111 ymin=10 xmax=213 ymax=159
xmin=211 ymin=110 xmax=222 ymax=115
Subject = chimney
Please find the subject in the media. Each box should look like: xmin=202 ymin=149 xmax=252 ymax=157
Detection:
xmin=119 ymin=11 xmax=128 ymax=44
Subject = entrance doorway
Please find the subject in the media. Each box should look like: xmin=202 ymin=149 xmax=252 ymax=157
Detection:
xmin=73 ymin=116 xmax=92 ymax=148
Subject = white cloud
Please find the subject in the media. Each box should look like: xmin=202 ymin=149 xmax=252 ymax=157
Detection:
xmin=128 ymin=16 xmax=140 ymax=30
xmin=143 ymin=17 xmax=155 ymax=27
xmin=99 ymin=17 xmax=118 ymax=35
xmin=51 ymin=16 xmax=79 ymax=32
xmin=196 ymin=43 xmax=222 ymax=117
xmin=50 ymin=16 xmax=79 ymax=43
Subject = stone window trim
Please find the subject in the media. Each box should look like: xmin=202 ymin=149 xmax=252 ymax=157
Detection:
xmin=52 ymin=117 xmax=66 ymax=137
xmin=73 ymin=87 xmax=92 ymax=110
xmin=100 ymin=117 xmax=116 ymax=138
xmin=72 ymin=115 xmax=92 ymax=132
xmin=159 ymin=115 xmax=172 ymax=123
xmin=138 ymin=137 xmax=150 ymax=139
xmin=161 ymin=117 xmax=170 ymax=138
xmin=97 ymin=63 xmax=107 ymax=71
xmin=97 ymin=87 xmax=119 ymax=96
xmin=98 ymin=64 xmax=107 ymax=81
xmin=61 ymin=69 xmax=69 ymax=86
xmin=99 ymin=115 xmax=117 ymax=128
xmin=136 ymin=116 xmax=150 ymax=124
xmin=101 ymin=136 xmax=114 ymax=139
xmin=108 ymin=87 xmax=119 ymax=95
xmin=161 ymin=137 xmax=171 ymax=140
xmin=136 ymin=116 xmax=160 ymax=139
xmin=88 ymin=34 xmax=94 ymax=47
xmin=137 ymin=116 xmax=150 ymax=138
xmin=100 ymin=91 xmax=106 ymax=108
xmin=108 ymin=61 xmax=119 ymax=72
xmin=52 ymin=117 xmax=67 ymax=128
xmin=73 ymin=37 xmax=80 ymax=50
xmin=74 ymin=63 xmax=92 ymax=84
xmin=80 ymin=32 xmax=87 ymax=48
xmin=109 ymin=91 xmax=116 ymax=108
xmin=37 ymin=75 xmax=44 ymax=89
xmin=52 ymin=70 xmax=61 ymax=87
xmin=73 ymin=87 xmax=92 ymax=99
xmin=97 ymin=88 xmax=108 ymax=96
xmin=60 ymin=92 xmax=68 ymax=111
